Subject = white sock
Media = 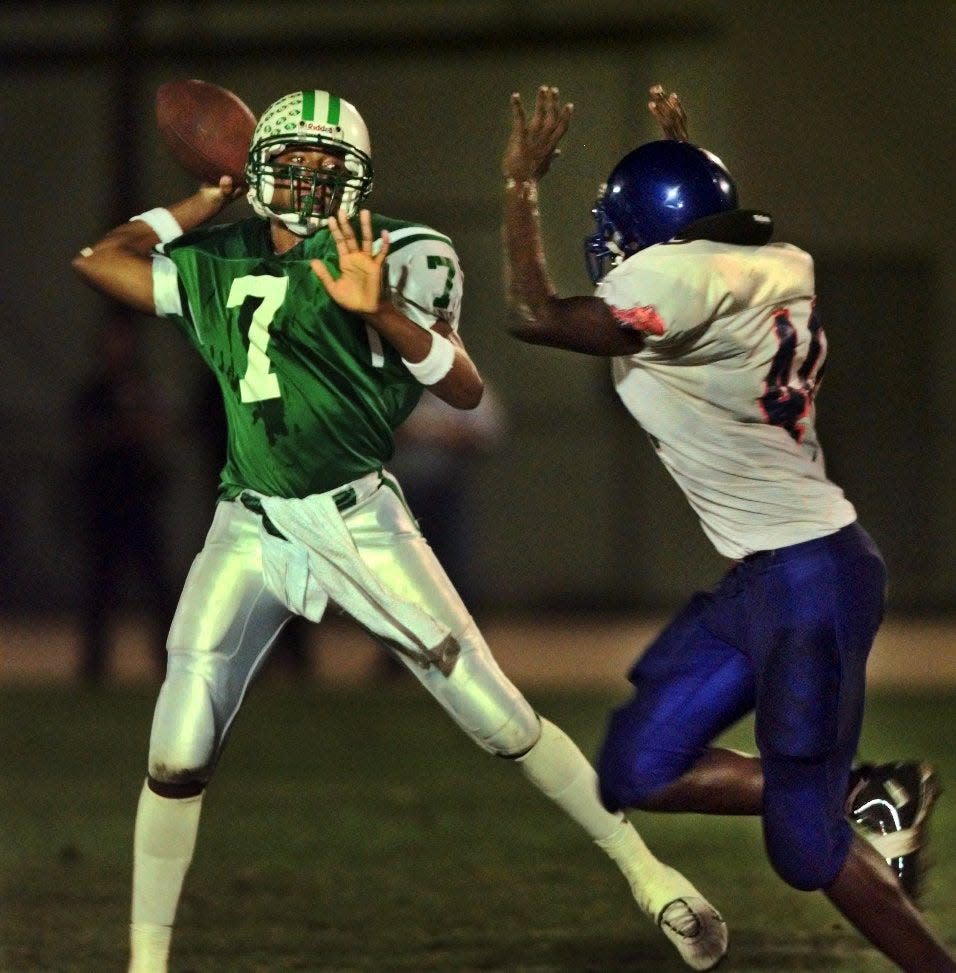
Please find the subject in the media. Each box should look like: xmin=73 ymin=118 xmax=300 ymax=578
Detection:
xmin=129 ymin=781 xmax=204 ymax=972
xmin=128 ymin=924 xmax=172 ymax=973
xmin=517 ymin=718 xmax=698 ymax=916
xmin=594 ymin=818 xmax=701 ymax=916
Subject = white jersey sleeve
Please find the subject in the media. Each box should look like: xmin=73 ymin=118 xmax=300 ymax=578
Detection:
xmin=151 ymin=252 xmax=183 ymax=318
xmin=381 ymin=227 xmax=463 ymax=333
xmin=596 ymin=242 xmax=730 ymax=343
xmin=603 ymin=240 xmax=856 ymax=560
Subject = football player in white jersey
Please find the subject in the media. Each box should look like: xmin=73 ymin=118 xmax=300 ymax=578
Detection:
xmin=73 ymin=88 xmax=729 ymax=972
xmin=501 ymin=83 xmax=954 ymax=972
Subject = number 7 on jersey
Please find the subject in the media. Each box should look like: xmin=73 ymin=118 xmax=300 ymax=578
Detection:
xmin=227 ymin=275 xmax=289 ymax=403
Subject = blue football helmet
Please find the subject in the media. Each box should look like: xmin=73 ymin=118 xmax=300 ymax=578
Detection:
xmin=584 ymin=140 xmax=738 ymax=283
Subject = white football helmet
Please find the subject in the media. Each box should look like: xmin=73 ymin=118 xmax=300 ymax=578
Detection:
xmin=245 ymin=90 xmax=374 ymax=236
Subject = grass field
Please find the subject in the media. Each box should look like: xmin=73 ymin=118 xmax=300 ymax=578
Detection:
xmin=2 ymin=683 xmax=953 ymax=972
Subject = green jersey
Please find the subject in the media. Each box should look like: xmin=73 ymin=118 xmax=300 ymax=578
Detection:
xmin=152 ymin=214 xmax=463 ymax=499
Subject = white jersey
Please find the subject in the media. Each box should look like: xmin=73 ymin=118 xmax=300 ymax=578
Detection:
xmin=596 ymin=239 xmax=856 ymax=560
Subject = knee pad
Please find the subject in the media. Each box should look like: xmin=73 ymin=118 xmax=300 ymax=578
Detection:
xmin=485 ymin=704 xmax=541 ymax=757
xmin=762 ymin=757 xmax=854 ymax=891
xmin=147 ymin=668 xmax=219 ymax=787
xmin=422 ymin=637 xmax=540 ymax=757
xmin=596 ymin=706 xmax=694 ymax=810
xmin=764 ymin=817 xmax=851 ymax=891
xmin=459 ymin=660 xmax=540 ymax=757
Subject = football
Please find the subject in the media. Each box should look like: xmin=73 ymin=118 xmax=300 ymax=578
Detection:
xmin=156 ymin=79 xmax=257 ymax=186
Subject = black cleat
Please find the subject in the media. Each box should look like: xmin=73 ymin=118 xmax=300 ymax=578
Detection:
xmin=847 ymin=760 xmax=941 ymax=900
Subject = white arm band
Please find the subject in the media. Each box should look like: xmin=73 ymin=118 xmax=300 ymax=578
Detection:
xmin=402 ymin=331 xmax=456 ymax=385
xmin=129 ymin=207 xmax=183 ymax=244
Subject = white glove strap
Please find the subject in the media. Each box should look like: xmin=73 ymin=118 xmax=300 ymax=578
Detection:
xmin=402 ymin=331 xmax=456 ymax=385
xmin=130 ymin=207 xmax=183 ymax=244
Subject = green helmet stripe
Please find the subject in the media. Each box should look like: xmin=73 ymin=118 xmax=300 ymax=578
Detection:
xmin=302 ymin=90 xmax=316 ymax=121
xmin=327 ymin=94 xmax=341 ymax=126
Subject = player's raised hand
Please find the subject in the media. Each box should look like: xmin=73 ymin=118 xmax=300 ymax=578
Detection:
xmin=648 ymin=84 xmax=689 ymax=141
xmin=503 ymin=85 xmax=573 ymax=184
xmin=310 ymin=208 xmax=390 ymax=314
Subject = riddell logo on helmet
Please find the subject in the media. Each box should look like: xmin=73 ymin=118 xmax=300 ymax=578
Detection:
xmin=299 ymin=121 xmax=341 ymax=134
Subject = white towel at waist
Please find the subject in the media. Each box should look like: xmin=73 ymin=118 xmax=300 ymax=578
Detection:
xmin=244 ymin=483 xmax=458 ymax=675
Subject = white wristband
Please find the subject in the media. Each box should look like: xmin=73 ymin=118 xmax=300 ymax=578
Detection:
xmin=129 ymin=207 xmax=183 ymax=244
xmin=402 ymin=331 xmax=456 ymax=385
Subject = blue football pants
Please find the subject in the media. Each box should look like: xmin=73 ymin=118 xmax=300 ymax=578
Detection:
xmin=597 ymin=522 xmax=887 ymax=890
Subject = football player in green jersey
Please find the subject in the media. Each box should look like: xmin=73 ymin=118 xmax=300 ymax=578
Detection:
xmin=73 ymin=89 xmax=727 ymax=973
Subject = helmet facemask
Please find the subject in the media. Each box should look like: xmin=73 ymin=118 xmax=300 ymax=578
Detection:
xmin=245 ymin=90 xmax=374 ymax=236
xmin=584 ymin=191 xmax=627 ymax=284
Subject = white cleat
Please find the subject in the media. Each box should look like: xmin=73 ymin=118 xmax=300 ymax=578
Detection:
xmin=657 ymin=895 xmax=728 ymax=971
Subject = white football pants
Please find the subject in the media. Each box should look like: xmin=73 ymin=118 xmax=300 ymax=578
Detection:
xmin=146 ymin=471 xmax=540 ymax=786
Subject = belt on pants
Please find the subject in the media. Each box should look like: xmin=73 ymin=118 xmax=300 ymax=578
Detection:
xmin=239 ymin=485 xmax=359 ymax=540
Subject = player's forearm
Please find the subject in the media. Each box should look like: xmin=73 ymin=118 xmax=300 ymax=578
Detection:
xmin=72 ymin=189 xmax=232 ymax=313
xmin=362 ymin=304 xmax=483 ymax=410
xmin=503 ymin=179 xmax=556 ymax=320
xmin=80 ymin=189 xmax=227 ymax=260
xmin=428 ymin=345 xmax=484 ymax=409
xmin=362 ymin=301 xmax=434 ymax=361
xmin=503 ymin=182 xmax=644 ymax=357
xmin=509 ymin=294 xmax=645 ymax=357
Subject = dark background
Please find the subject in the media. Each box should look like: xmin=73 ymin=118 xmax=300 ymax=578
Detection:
xmin=2 ymin=0 xmax=954 ymax=618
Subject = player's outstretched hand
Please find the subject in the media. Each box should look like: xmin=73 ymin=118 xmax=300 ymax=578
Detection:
xmin=648 ymin=84 xmax=689 ymax=141
xmin=503 ymin=85 xmax=573 ymax=185
xmin=310 ymin=209 xmax=390 ymax=314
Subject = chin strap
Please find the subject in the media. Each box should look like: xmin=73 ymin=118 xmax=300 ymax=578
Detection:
xmin=275 ymin=212 xmax=323 ymax=237
xmin=247 ymin=189 xmax=324 ymax=236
